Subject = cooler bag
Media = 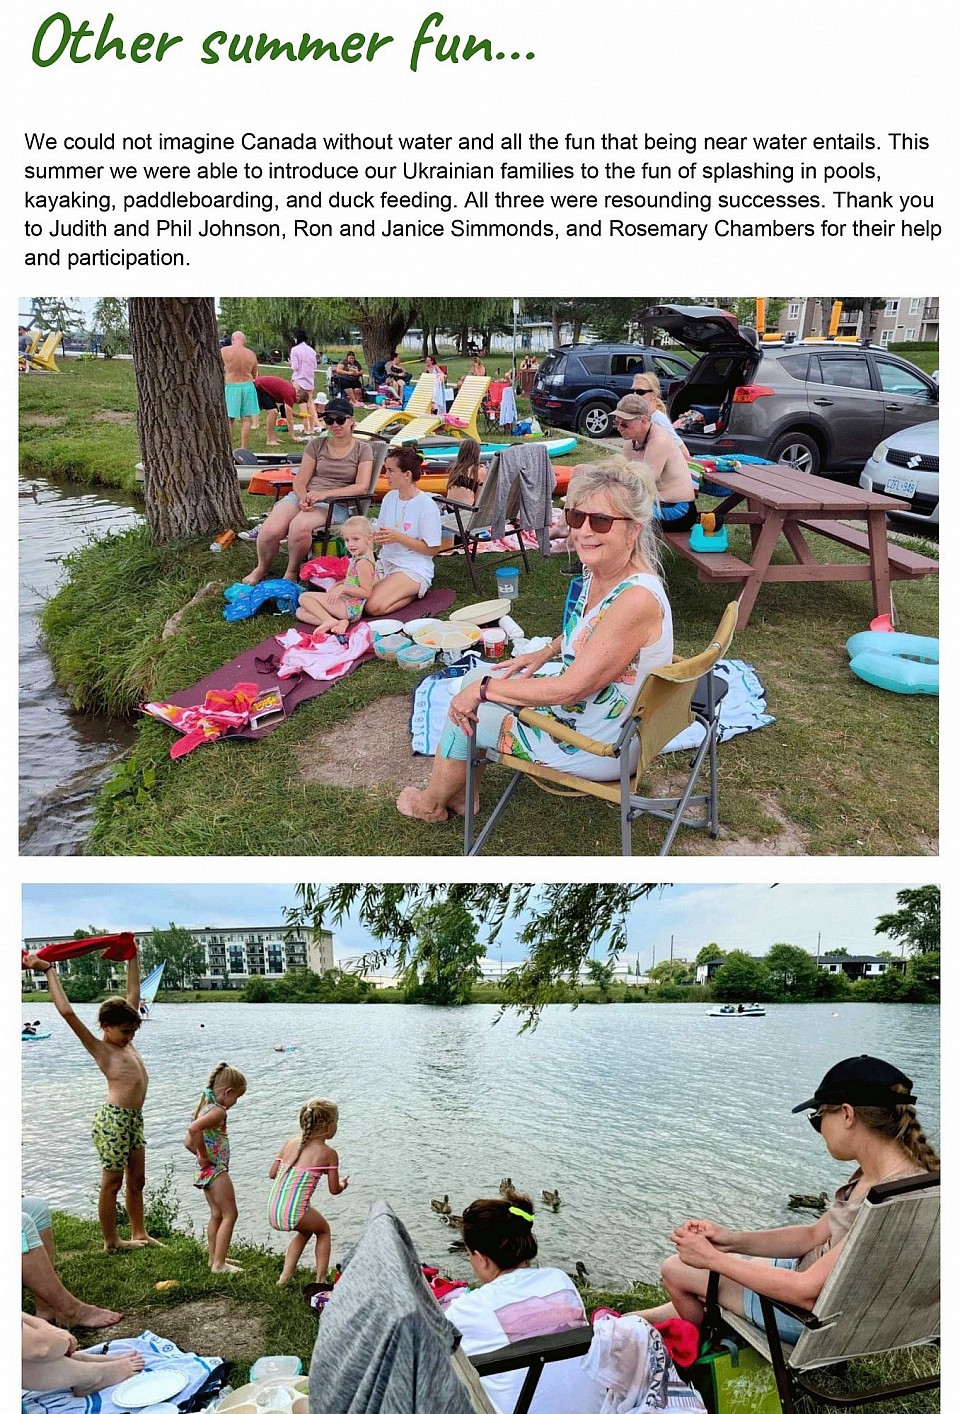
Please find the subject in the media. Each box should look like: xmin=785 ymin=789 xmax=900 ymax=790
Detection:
xmin=690 ymin=1337 xmax=781 ymax=1414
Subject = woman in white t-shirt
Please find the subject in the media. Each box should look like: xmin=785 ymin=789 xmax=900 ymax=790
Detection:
xmin=366 ymin=446 xmax=443 ymax=614
xmin=445 ymin=1190 xmax=604 ymax=1414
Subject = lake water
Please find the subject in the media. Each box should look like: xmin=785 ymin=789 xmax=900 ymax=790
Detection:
xmin=21 ymin=1002 xmax=939 ymax=1286
xmin=19 ymin=475 xmax=142 ymax=854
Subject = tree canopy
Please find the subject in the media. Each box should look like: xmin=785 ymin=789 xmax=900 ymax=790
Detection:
xmin=287 ymin=884 xmax=663 ymax=1025
xmin=141 ymin=923 xmax=206 ymax=990
xmin=402 ymin=899 xmax=485 ymax=1006
xmin=875 ymin=886 xmax=940 ymax=955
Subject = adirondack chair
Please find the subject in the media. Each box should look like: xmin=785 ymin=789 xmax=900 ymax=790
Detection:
xmin=701 ymin=1173 xmax=940 ymax=1414
xmin=355 ymin=370 xmax=435 ymax=438
xmin=390 ymin=374 xmax=490 ymax=445
xmin=26 ymin=331 xmax=63 ymax=371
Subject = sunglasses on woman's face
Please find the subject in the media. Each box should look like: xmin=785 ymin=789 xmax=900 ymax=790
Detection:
xmin=324 ymin=414 xmax=350 ymax=426
xmin=564 ymin=507 xmax=634 ymax=534
xmin=808 ymin=1107 xmax=834 ymax=1134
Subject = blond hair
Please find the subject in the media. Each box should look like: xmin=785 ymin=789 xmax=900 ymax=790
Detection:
xmin=565 ymin=458 xmax=661 ymax=577
xmin=632 ymin=371 xmax=668 ymax=415
xmin=294 ymin=1098 xmax=339 ymax=1161
xmin=820 ymin=1083 xmax=939 ymax=1175
xmin=340 ymin=515 xmax=375 ymax=544
xmin=194 ymin=1061 xmax=247 ymax=1119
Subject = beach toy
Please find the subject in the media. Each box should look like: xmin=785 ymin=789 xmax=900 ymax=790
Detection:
xmin=845 ymin=631 xmax=939 ymax=695
xmin=494 ymin=566 xmax=520 ymax=600
xmin=689 ymin=512 xmax=729 ymax=553
xmin=223 ymin=580 xmax=302 ymax=621
xmin=372 ymin=633 xmax=410 ymax=662
xmin=870 ymin=612 xmax=896 ymax=632
xmin=396 ymin=643 xmax=437 ymax=670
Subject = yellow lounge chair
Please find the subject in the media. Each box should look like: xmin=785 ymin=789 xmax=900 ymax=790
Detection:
xmin=354 ymin=371 xmax=436 ymax=439
xmin=27 ymin=331 xmax=63 ymax=372
xmin=389 ymin=374 xmax=490 ymax=446
xmin=464 ymin=599 xmax=739 ymax=856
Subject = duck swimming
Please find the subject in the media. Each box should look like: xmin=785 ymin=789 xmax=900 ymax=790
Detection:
xmin=431 ymin=1194 xmax=452 ymax=1215
xmin=788 ymin=1191 xmax=829 ymax=1211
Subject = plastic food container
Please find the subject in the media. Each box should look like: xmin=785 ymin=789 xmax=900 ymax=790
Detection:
xmin=367 ymin=618 xmax=405 ymax=639
xmin=372 ymin=633 xmax=410 ymax=661
xmin=411 ymin=623 xmax=482 ymax=653
xmin=481 ymin=627 xmax=507 ymax=661
xmin=397 ymin=643 xmax=438 ymax=671
xmin=494 ymin=566 xmax=520 ymax=600
xmin=250 ymin=1357 xmax=303 ymax=1381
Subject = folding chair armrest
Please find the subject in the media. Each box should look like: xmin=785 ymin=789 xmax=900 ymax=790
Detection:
xmin=468 ymin=1326 xmax=594 ymax=1375
xmin=512 ymin=708 xmax=618 ymax=757
xmin=758 ymin=1294 xmax=824 ymax=1329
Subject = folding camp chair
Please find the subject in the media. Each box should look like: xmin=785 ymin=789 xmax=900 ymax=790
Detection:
xmin=354 ymin=371 xmax=435 ymax=439
xmin=390 ymin=375 xmax=490 ymax=445
xmin=435 ymin=452 xmax=530 ymax=592
xmin=479 ymin=378 xmax=511 ymax=435
xmin=700 ymin=1174 xmax=940 ymax=1414
xmin=309 ymin=440 xmax=389 ymax=557
xmin=463 ymin=599 xmax=739 ymax=856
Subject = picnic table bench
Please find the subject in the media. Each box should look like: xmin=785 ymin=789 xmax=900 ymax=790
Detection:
xmin=664 ymin=462 xmax=938 ymax=628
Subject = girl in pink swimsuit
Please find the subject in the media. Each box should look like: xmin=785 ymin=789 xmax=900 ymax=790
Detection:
xmin=267 ymin=1097 xmax=349 ymax=1286
xmin=183 ymin=1062 xmax=247 ymax=1274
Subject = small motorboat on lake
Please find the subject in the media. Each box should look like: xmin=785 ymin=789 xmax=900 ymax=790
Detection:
xmin=708 ymin=1004 xmax=765 ymax=1018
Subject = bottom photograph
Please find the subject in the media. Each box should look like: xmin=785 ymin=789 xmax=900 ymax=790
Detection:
xmin=20 ymin=881 xmax=940 ymax=1414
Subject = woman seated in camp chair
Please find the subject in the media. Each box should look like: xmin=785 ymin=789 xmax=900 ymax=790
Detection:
xmin=635 ymin=1055 xmax=939 ymax=1347
xmin=396 ymin=459 xmax=672 ymax=823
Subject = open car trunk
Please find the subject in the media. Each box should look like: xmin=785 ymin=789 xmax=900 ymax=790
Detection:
xmin=641 ymin=304 xmax=760 ymax=437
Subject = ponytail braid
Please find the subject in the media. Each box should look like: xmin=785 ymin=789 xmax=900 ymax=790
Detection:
xmin=294 ymin=1098 xmax=339 ymax=1163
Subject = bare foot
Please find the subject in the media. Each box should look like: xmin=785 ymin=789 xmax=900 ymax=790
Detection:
xmin=242 ymin=567 xmax=267 ymax=586
xmin=266 ymin=440 xmax=281 ymax=447
xmin=71 ymin=1351 xmax=144 ymax=1395
xmin=448 ymin=792 xmax=481 ymax=818
xmin=128 ymin=1234 xmax=165 ymax=1247
xmin=277 ymin=1272 xmax=293 ymax=1287
xmin=210 ymin=1260 xmax=243 ymax=1274
xmin=396 ymin=787 xmax=449 ymax=823
xmin=59 ymin=1301 xmax=123 ymax=1329
xmin=106 ymin=1235 xmax=165 ymax=1251
xmin=329 ymin=618 xmax=349 ymax=635
xmin=283 ymin=571 xmax=300 ymax=583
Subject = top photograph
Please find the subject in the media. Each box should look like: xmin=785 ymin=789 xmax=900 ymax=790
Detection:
xmin=18 ymin=296 xmax=939 ymax=857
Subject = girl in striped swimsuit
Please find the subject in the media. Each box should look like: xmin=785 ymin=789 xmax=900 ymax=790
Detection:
xmin=268 ymin=1098 xmax=349 ymax=1286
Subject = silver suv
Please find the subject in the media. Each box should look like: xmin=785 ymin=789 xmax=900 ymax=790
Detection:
xmin=642 ymin=305 xmax=939 ymax=477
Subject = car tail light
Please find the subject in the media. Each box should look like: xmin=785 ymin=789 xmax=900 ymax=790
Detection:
xmin=732 ymin=385 xmax=775 ymax=403
xmin=545 ymin=399 xmax=562 ymax=408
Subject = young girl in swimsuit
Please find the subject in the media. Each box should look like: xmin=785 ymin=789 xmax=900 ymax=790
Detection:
xmin=268 ymin=1097 xmax=349 ymax=1286
xmin=296 ymin=516 xmax=376 ymax=635
xmin=183 ymin=1062 xmax=247 ymax=1274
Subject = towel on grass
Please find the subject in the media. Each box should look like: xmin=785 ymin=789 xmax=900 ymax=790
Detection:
xmin=410 ymin=658 xmax=773 ymax=757
xmin=155 ymin=589 xmax=456 ymax=743
xmin=22 ymin=1330 xmax=223 ymax=1414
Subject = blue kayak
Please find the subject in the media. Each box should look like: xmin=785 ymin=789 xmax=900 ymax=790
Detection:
xmin=22 ymin=1031 xmax=51 ymax=1040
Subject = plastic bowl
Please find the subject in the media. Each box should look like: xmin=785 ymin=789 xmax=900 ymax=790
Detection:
xmin=412 ymin=623 xmax=482 ymax=652
xmin=372 ymin=633 xmax=410 ymax=662
xmin=396 ymin=643 xmax=438 ymax=670
xmin=367 ymin=618 xmax=405 ymax=638
xmin=404 ymin=617 xmax=445 ymax=639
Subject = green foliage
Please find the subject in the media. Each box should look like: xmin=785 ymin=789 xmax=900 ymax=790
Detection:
xmin=823 ymin=947 xmax=849 ymax=957
xmin=765 ymin=943 xmax=819 ymax=999
xmin=694 ymin=943 xmax=725 ymax=967
xmin=240 ymin=976 xmax=274 ymax=1002
xmin=647 ymin=959 xmax=692 ymax=986
xmin=712 ymin=950 xmax=771 ymax=1002
xmin=585 ymin=958 xmax=617 ymax=999
xmin=31 ymin=296 xmax=85 ymax=335
xmin=143 ymin=1162 xmax=184 ymax=1238
xmin=141 ymin=923 xmax=206 ymax=990
xmin=875 ymin=886 xmax=940 ymax=955
xmin=905 ymin=951 xmax=940 ymax=1002
xmin=811 ymin=969 xmax=851 ymax=1001
xmin=101 ymin=758 xmax=158 ymax=812
xmin=403 ymin=898 xmax=486 ymax=1006
xmin=92 ymin=297 xmax=130 ymax=357
xmin=62 ymin=975 xmax=103 ymax=1002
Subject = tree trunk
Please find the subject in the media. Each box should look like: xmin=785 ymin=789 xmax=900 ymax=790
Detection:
xmin=457 ymin=324 xmax=469 ymax=355
xmin=481 ymin=327 xmax=492 ymax=355
xmin=551 ymin=305 xmax=561 ymax=347
xmin=358 ymin=308 xmax=412 ymax=368
xmin=430 ymin=326 xmax=439 ymax=357
xmin=860 ymin=299 xmax=873 ymax=341
xmin=128 ymin=298 xmax=244 ymax=545
xmin=420 ymin=327 xmax=429 ymax=360
xmin=571 ymin=317 xmax=583 ymax=346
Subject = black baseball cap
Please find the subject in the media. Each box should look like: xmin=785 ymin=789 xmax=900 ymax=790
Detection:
xmin=323 ymin=398 xmax=355 ymax=418
xmin=792 ymin=1055 xmax=916 ymax=1113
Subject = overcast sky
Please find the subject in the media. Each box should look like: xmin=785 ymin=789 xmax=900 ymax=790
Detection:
xmin=21 ymin=883 xmax=915 ymax=967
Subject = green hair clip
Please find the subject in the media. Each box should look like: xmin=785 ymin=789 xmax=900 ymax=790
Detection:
xmin=509 ymin=1206 xmax=534 ymax=1222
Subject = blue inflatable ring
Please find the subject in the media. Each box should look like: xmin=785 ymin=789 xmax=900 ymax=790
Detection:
xmin=845 ymin=631 xmax=939 ymax=696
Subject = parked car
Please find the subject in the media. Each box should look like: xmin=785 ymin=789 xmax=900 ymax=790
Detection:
xmin=640 ymin=305 xmax=939 ymax=477
xmin=530 ymin=343 xmax=692 ymax=437
xmin=859 ymin=420 xmax=939 ymax=527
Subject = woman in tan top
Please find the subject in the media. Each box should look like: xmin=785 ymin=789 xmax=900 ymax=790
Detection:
xmin=242 ymin=399 xmax=374 ymax=585
xmin=637 ymin=1055 xmax=938 ymax=1344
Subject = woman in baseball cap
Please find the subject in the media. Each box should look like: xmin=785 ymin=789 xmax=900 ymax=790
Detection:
xmin=635 ymin=1055 xmax=938 ymax=1344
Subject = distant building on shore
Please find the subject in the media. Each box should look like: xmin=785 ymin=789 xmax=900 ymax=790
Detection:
xmin=360 ymin=956 xmax=652 ymax=990
xmin=694 ymin=953 xmax=907 ymax=984
xmin=22 ymin=924 xmax=334 ymax=991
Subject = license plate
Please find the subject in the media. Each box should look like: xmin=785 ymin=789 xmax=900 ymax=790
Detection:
xmin=885 ymin=475 xmax=918 ymax=498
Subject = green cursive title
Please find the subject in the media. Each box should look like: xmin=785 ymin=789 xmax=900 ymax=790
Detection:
xmin=31 ymin=11 xmax=536 ymax=72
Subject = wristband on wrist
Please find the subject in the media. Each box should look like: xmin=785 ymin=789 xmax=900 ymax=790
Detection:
xmin=478 ymin=676 xmax=492 ymax=704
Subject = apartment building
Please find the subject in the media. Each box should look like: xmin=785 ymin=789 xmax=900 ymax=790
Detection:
xmin=778 ymin=298 xmax=939 ymax=346
xmin=22 ymin=924 xmax=334 ymax=990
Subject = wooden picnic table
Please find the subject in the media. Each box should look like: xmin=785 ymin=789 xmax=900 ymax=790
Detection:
xmin=664 ymin=462 xmax=937 ymax=629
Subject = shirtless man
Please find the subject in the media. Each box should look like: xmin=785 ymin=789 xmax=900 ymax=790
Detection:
xmin=221 ymin=330 xmax=259 ymax=450
xmin=613 ymin=393 xmax=699 ymax=530
xmin=22 ymin=949 xmax=163 ymax=1253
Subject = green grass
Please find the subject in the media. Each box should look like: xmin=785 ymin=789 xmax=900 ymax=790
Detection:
xmin=31 ymin=1212 xmax=937 ymax=1411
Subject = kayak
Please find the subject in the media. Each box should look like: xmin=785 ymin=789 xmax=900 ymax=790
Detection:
xmin=248 ymin=456 xmax=577 ymax=502
xmin=22 ymin=1031 xmax=51 ymax=1040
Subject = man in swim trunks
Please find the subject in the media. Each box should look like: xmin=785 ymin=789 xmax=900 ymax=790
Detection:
xmin=254 ymin=374 xmax=298 ymax=446
xmin=22 ymin=949 xmax=163 ymax=1253
xmin=221 ymin=330 xmax=260 ymax=450
xmin=614 ymin=394 xmax=699 ymax=531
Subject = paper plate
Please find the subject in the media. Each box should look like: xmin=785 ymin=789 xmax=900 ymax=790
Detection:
xmin=113 ymin=1370 xmax=189 ymax=1408
xmin=366 ymin=618 xmax=405 ymax=637
xmin=448 ymin=599 xmax=510 ymax=626
xmin=403 ymin=617 xmax=445 ymax=638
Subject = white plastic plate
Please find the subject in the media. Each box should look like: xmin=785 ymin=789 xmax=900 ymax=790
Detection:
xmin=366 ymin=618 xmax=405 ymax=637
xmin=113 ymin=1370 xmax=189 ymax=1408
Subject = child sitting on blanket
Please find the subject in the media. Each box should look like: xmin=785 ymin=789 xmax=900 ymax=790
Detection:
xmin=296 ymin=516 xmax=376 ymax=635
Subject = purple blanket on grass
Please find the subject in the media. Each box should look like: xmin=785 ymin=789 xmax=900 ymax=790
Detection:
xmin=160 ymin=589 xmax=456 ymax=741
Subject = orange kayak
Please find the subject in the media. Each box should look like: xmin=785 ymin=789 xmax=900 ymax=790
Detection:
xmin=249 ymin=465 xmax=574 ymax=500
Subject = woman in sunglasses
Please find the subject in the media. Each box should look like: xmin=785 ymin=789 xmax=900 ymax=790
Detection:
xmin=241 ymin=399 xmax=374 ymax=586
xmin=396 ymin=459 xmax=672 ymax=823
xmin=635 ymin=1055 xmax=938 ymax=1344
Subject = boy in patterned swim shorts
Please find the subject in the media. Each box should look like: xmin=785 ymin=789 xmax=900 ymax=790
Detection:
xmin=22 ymin=947 xmax=163 ymax=1253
